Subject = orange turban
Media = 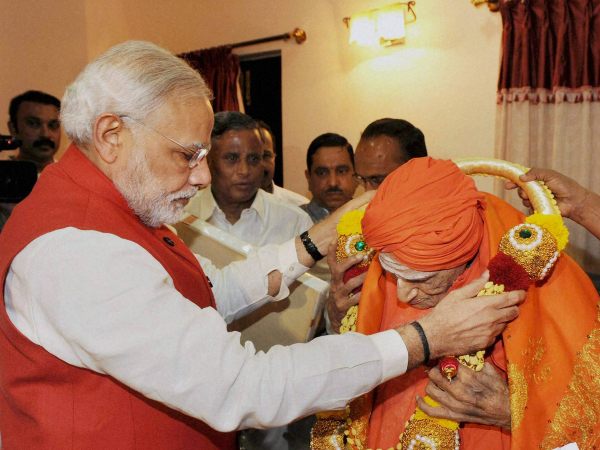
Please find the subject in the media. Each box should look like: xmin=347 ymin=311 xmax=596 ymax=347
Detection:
xmin=362 ymin=157 xmax=486 ymax=271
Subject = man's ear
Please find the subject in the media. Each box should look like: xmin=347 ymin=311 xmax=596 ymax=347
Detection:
xmin=93 ymin=113 xmax=125 ymax=164
xmin=304 ymin=169 xmax=310 ymax=181
xmin=7 ymin=121 xmax=16 ymax=136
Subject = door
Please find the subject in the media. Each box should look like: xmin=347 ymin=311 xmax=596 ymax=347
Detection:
xmin=239 ymin=51 xmax=283 ymax=186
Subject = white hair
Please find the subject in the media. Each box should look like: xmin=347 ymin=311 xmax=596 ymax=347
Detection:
xmin=378 ymin=252 xmax=440 ymax=280
xmin=61 ymin=40 xmax=212 ymax=145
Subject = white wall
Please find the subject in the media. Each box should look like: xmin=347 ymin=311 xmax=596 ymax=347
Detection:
xmin=1 ymin=0 xmax=502 ymax=194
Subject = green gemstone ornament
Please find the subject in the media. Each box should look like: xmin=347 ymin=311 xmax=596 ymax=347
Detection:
xmin=519 ymin=228 xmax=532 ymax=239
xmin=355 ymin=240 xmax=366 ymax=251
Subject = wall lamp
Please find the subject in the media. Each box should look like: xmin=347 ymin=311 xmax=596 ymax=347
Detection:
xmin=343 ymin=2 xmax=417 ymax=48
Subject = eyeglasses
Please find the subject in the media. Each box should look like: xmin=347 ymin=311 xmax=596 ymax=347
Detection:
xmin=353 ymin=173 xmax=388 ymax=188
xmin=120 ymin=115 xmax=210 ymax=169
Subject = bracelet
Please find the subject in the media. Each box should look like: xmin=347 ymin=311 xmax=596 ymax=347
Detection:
xmin=410 ymin=321 xmax=430 ymax=364
xmin=300 ymin=230 xmax=324 ymax=262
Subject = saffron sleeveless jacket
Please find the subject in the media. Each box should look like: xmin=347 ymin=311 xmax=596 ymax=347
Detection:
xmin=0 ymin=145 xmax=236 ymax=449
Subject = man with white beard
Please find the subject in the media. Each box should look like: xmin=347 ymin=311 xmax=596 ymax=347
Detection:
xmin=0 ymin=41 xmax=525 ymax=450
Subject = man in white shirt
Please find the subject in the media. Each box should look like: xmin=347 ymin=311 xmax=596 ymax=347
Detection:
xmin=185 ymin=112 xmax=312 ymax=246
xmin=0 ymin=41 xmax=525 ymax=449
xmin=257 ymin=120 xmax=309 ymax=207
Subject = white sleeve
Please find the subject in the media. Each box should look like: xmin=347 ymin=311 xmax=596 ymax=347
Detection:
xmin=4 ymin=228 xmax=408 ymax=432
xmin=197 ymin=239 xmax=308 ymax=323
xmin=296 ymin=210 xmax=314 ymax=236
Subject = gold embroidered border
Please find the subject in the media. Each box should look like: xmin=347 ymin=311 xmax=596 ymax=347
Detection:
xmin=509 ymin=335 xmax=552 ymax=431
xmin=508 ymin=363 xmax=527 ymax=430
xmin=541 ymin=306 xmax=600 ymax=449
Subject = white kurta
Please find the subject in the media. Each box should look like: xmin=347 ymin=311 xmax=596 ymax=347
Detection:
xmin=184 ymin=187 xmax=313 ymax=246
xmin=271 ymin=184 xmax=309 ymax=207
xmin=4 ymin=227 xmax=408 ymax=432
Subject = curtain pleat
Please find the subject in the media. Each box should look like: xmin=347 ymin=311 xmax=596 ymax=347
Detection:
xmin=495 ymin=0 xmax=600 ymax=272
xmin=179 ymin=46 xmax=241 ymax=112
xmin=499 ymin=0 xmax=600 ymax=89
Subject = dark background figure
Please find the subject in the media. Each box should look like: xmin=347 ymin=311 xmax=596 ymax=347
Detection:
xmin=301 ymin=133 xmax=356 ymax=223
xmin=7 ymin=90 xmax=61 ymax=172
xmin=257 ymin=120 xmax=308 ymax=207
xmin=353 ymin=118 xmax=427 ymax=191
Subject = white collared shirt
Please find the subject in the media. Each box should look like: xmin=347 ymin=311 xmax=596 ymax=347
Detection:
xmin=185 ymin=187 xmax=313 ymax=246
xmin=270 ymin=184 xmax=309 ymax=207
xmin=4 ymin=228 xmax=408 ymax=431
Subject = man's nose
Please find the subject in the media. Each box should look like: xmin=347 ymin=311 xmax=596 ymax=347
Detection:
xmin=237 ymin=160 xmax=252 ymax=177
xmin=188 ymin=159 xmax=211 ymax=187
xmin=396 ymin=279 xmax=418 ymax=303
xmin=39 ymin=123 xmax=50 ymax=137
xmin=327 ymin=172 xmax=340 ymax=187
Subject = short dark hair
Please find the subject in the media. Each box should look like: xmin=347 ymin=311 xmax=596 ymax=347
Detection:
xmin=211 ymin=111 xmax=258 ymax=139
xmin=9 ymin=90 xmax=61 ymax=130
xmin=306 ymin=133 xmax=354 ymax=172
xmin=360 ymin=118 xmax=427 ymax=160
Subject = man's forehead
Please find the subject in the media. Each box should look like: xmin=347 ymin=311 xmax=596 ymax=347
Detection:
xmin=214 ymin=129 xmax=262 ymax=151
xmin=260 ymin=128 xmax=274 ymax=143
xmin=314 ymin=162 xmax=351 ymax=169
xmin=313 ymin=146 xmax=351 ymax=163
xmin=356 ymin=135 xmax=400 ymax=155
xmin=355 ymin=136 xmax=403 ymax=174
xmin=18 ymin=102 xmax=59 ymax=118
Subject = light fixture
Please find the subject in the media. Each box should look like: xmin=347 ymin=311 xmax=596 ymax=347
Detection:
xmin=343 ymin=2 xmax=416 ymax=48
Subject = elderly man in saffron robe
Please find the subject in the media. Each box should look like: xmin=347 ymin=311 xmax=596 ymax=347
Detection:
xmin=347 ymin=157 xmax=599 ymax=449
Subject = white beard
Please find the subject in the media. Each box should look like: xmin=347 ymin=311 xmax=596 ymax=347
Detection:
xmin=113 ymin=146 xmax=198 ymax=228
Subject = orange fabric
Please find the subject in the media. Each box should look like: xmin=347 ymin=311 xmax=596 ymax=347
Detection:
xmin=361 ymin=157 xmax=486 ymax=271
xmin=356 ymin=193 xmax=600 ymax=449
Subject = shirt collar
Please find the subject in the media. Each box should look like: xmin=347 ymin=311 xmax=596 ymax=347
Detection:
xmin=247 ymin=188 xmax=266 ymax=220
xmin=197 ymin=186 xmax=266 ymax=221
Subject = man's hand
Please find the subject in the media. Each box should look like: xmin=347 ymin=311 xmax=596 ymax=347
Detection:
xmin=417 ymin=363 xmax=511 ymax=430
xmin=295 ymin=191 xmax=375 ymax=267
xmin=397 ymin=272 xmax=525 ymax=369
xmin=504 ymin=168 xmax=589 ymax=220
xmin=325 ymin=240 xmax=366 ymax=333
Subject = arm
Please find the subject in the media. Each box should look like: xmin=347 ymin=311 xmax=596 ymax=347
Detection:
xmin=197 ymin=240 xmax=306 ymax=323
xmin=5 ymin=228 xmax=406 ymax=431
xmin=5 ymin=230 xmax=521 ymax=430
xmin=324 ymin=240 xmax=366 ymax=334
xmin=293 ymin=191 xmax=376 ymax=268
xmin=196 ymin=193 xmax=375 ymax=321
xmin=506 ymin=167 xmax=600 ymax=239
xmin=396 ymin=272 xmax=525 ymax=371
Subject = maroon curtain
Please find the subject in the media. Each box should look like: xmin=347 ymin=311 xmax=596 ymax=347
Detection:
xmin=179 ymin=46 xmax=241 ymax=111
xmin=498 ymin=0 xmax=600 ymax=102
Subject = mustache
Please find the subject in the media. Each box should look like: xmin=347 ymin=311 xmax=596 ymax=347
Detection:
xmin=168 ymin=187 xmax=198 ymax=201
xmin=33 ymin=138 xmax=56 ymax=149
xmin=326 ymin=187 xmax=343 ymax=194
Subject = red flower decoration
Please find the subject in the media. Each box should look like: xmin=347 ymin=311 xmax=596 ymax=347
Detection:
xmin=488 ymin=252 xmax=531 ymax=291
